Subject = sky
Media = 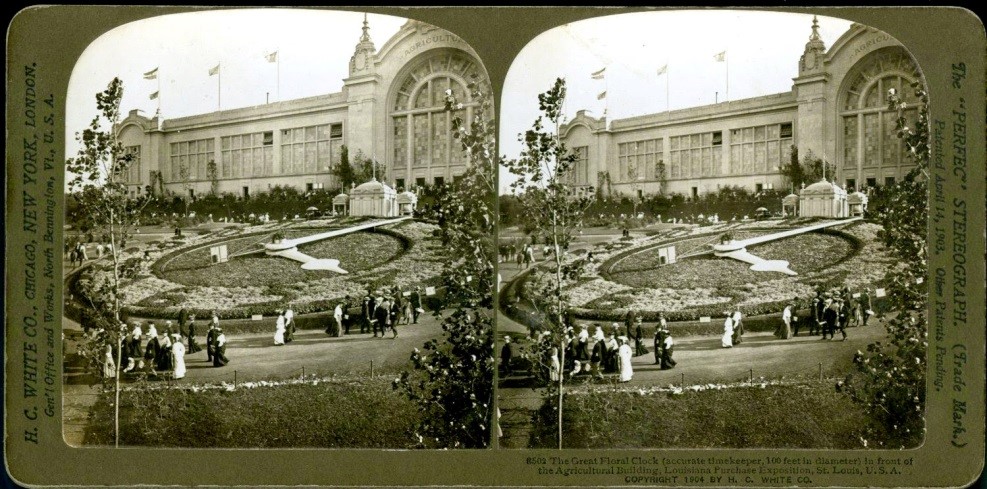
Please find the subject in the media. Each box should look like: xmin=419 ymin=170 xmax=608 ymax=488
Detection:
xmin=498 ymin=10 xmax=854 ymax=192
xmin=65 ymin=9 xmax=406 ymax=161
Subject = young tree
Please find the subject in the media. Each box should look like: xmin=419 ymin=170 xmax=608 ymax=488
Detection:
xmin=780 ymin=145 xmax=807 ymax=191
xmin=839 ymin=82 xmax=929 ymax=448
xmin=331 ymin=144 xmax=358 ymax=190
xmin=65 ymin=77 xmax=152 ymax=447
xmin=395 ymin=74 xmax=496 ymax=448
xmin=503 ymin=78 xmax=594 ymax=449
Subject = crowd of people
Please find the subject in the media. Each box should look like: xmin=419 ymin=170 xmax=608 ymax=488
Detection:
xmin=272 ymin=286 xmax=425 ymax=345
xmin=721 ymin=285 xmax=875 ymax=348
xmin=503 ymin=313 xmax=677 ymax=385
xmin=101 ymin=309 xmax=229 ymax=382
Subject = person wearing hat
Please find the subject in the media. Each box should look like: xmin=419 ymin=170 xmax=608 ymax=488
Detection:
xmin=284 ymin=305 xmax=295 ymax=343
xmin=589 ymin=326 xmax=605 ymax=379
xmin=123 ymin=322 xmax=143 ymax=372
xmin=633 ymin=317 xmax=649 ymax=357
xmin=187 ymin=315 xmax=202 ymax=354
xmin=721 ymin=312 xmax=734 ymax=348
xmin=617 ymin=336 xmax=634 ymax=382
xmin=411 ymin=286 xmax=423 ymax=324
xmin=500 ymin=336 xmax=513 ymax=377
xmin=212 ymin=328 xmax=229 ymax=367
xmin=144 ymin=322 xmax=161 ymax=374
xmin=274 ymin=310 xmax=286 ymax=346
xmin=812 ymin=292 xmax=825 ymax=336
xmin=205 ymin=320 xmax=218 ymax=362
xmin=361 ymin=295 xmax=373 ymax=334
xmin=658 ymin=327 xmax=676 ymax=370
xmin=172 ymin=333 xmax=187 ymax=379
xmin=778 ymin=303 xmax=794 ymax=339
xmin=604 ymin=330 xmax=619 ymax=373
xmin=548 ymin=346 xmax=561 ymax=383
xmin=731 ymin=308 xmax=744 ymax=345
xmin=156 ymin=330 xmax=174 ymax=374
xmin=837 ymin=298 xmax=851 ymax=341
xmin=374 ymin=296 xmax=391 ymax=338
xmin=822 ymin=298 xmax=838 ymax=340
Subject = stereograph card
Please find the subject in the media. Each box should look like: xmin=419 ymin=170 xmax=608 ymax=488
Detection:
xmin=4 ymin=6 xmax=985 ymax=488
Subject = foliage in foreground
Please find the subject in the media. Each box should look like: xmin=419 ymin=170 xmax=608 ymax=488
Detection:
xmin=85 ymin=379 xmax=420 ymax=448
xmin=395 ymin=74 xmax=496 ymax=449
xmin=839 ymin=82 xmax=928 ymax=449
xmin=530 ymin=383 xmax=879 ymax=449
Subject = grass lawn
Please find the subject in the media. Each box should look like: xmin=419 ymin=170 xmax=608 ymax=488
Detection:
xmin=161 ymin=230 xmax=404 ymax=287
xmin=528 ymin=381 xmax=903 ymax=449
xmin=84 ymin=378 xmax=421 ymax=448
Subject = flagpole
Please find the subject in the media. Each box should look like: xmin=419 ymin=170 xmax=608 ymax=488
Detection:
xmin=277 ymin=51 xmax=281 ymax=101
xmin=157 ymin=70 xmax=161 ymax=115
xmin=725 ymin=55 xmax=729 ymax=102
xmin=665 ymin=65 xmax=670 ymax=113
xmin=218 ymin=64 xmax=222 ymax=110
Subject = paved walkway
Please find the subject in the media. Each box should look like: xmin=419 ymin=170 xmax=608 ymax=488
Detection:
xmin=497 ymin=323 xmax=885 ymax=448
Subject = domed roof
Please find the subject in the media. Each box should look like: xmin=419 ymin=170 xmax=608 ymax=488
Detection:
xmin=782 ymin=193 xmax=800 ymax=204
xmin=332 ymin=193 xmax=349 ymax=204
xmin=351 ymin=178 xmax=395 ymax=195
xmin=801 ymin=179 xmax=845 ymax=195
xmin=847 ymin=191 xmax=868 ymax=204
xmin=396 ymin=191 xmax=417 ymax=204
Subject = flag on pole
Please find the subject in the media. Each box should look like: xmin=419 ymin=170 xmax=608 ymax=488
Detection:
xmin=656 ymin=64 xmax=668 ymax=76
xmin=265 ymin=51 xmax=278 ymax=63
xmin=713 ymin=51 xmax=726 ymax=62
xmin=597 ymin=91 xmax=607 ymax=100
xmin=590 ymin=67 xmax=606 ymax=79
xmin=143 ymin=67 xmax=158 ymax=80
xmin=149 ymin=91 xmax=159 ymax=100
xmin=209 ymin=64 xmax=220 ymax=76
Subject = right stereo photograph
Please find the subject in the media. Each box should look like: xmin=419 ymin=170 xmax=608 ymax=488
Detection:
xmin=496 ymin=10 xmax=929 ymax=451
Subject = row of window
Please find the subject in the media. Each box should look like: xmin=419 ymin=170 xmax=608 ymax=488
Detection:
xmin=609 ymin=123 xmax=794 ymax=182
xmin=167 ymin=124 xmax=342 ymax=182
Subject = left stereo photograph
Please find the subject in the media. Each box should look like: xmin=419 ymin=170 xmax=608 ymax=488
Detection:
xmin=60 ymin=8 xmax=496 ymax=450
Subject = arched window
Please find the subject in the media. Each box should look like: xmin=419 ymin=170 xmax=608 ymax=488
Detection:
xmin=390 ymin=50 xmax=483 ymax=185
xmin=840 ymin=47 xmax=922 ymax=189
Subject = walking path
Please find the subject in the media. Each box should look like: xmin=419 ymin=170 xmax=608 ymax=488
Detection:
xmin=497 ymin=323 xmax=885 ymax=448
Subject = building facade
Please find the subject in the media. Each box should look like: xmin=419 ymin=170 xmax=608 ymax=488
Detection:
xmin=117 ymin=19 xmax=488 ymax=199
xmin=560 ymin=20 xmax=923 ymax=198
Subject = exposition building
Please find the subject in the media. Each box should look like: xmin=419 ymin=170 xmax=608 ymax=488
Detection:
xmin=560 ymin=20 xmax=924 ymax=199
xmin=116 ymin=19 xmax=488 ymax=199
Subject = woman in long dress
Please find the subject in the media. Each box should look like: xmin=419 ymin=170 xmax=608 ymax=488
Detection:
xmin=187 ymin=318 xmax=202 ymax=353
xmin=144 ymin=324 xmax=160 ymax=373
xmin=274 ymin=313 xmax=285 ymax=345
xmin=722 ymin=313 xmax=734 ymax=348
xmin=548 ymin=347 xmax=561 ymax=382
xmin=213 ymin=329 xmax=229 ymax=367
xmin=171 ymin=334 xmax=186 ymax=379
xmin=156 ymin=332 xmax=174 ymax=373
xmin=102 ymin=344 xmax=116 ymax=379
xmin=617 ymin=337 xmax=634 ymax=382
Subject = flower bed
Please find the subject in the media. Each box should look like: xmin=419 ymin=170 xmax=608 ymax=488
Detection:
xmin=160 ymin=230 xmax=405 ymax=287
xmin=76 ymin=220 xmax=444 ymax=319
xmin=508 ymin=222 xmax=890 ymax=324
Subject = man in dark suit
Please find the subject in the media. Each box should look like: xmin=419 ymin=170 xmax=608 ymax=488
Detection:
xmin=822 ymin=300 xmax=838 ymax=340
xmin=360 ymin=296 xmax=371 ymax=334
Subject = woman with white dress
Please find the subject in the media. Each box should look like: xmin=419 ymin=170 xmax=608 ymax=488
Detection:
xmin=171 ymin=334 xmax=186 ymax=379
xmin=274 ymin=311 xmax=286 ymax=345
xmin=617 ymin=337 xmax=634 ymax=382
xmin=548 ymin=347 xmax=561 ymax=382
xmin=722 ymin=313 xmax=734 ymax=348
